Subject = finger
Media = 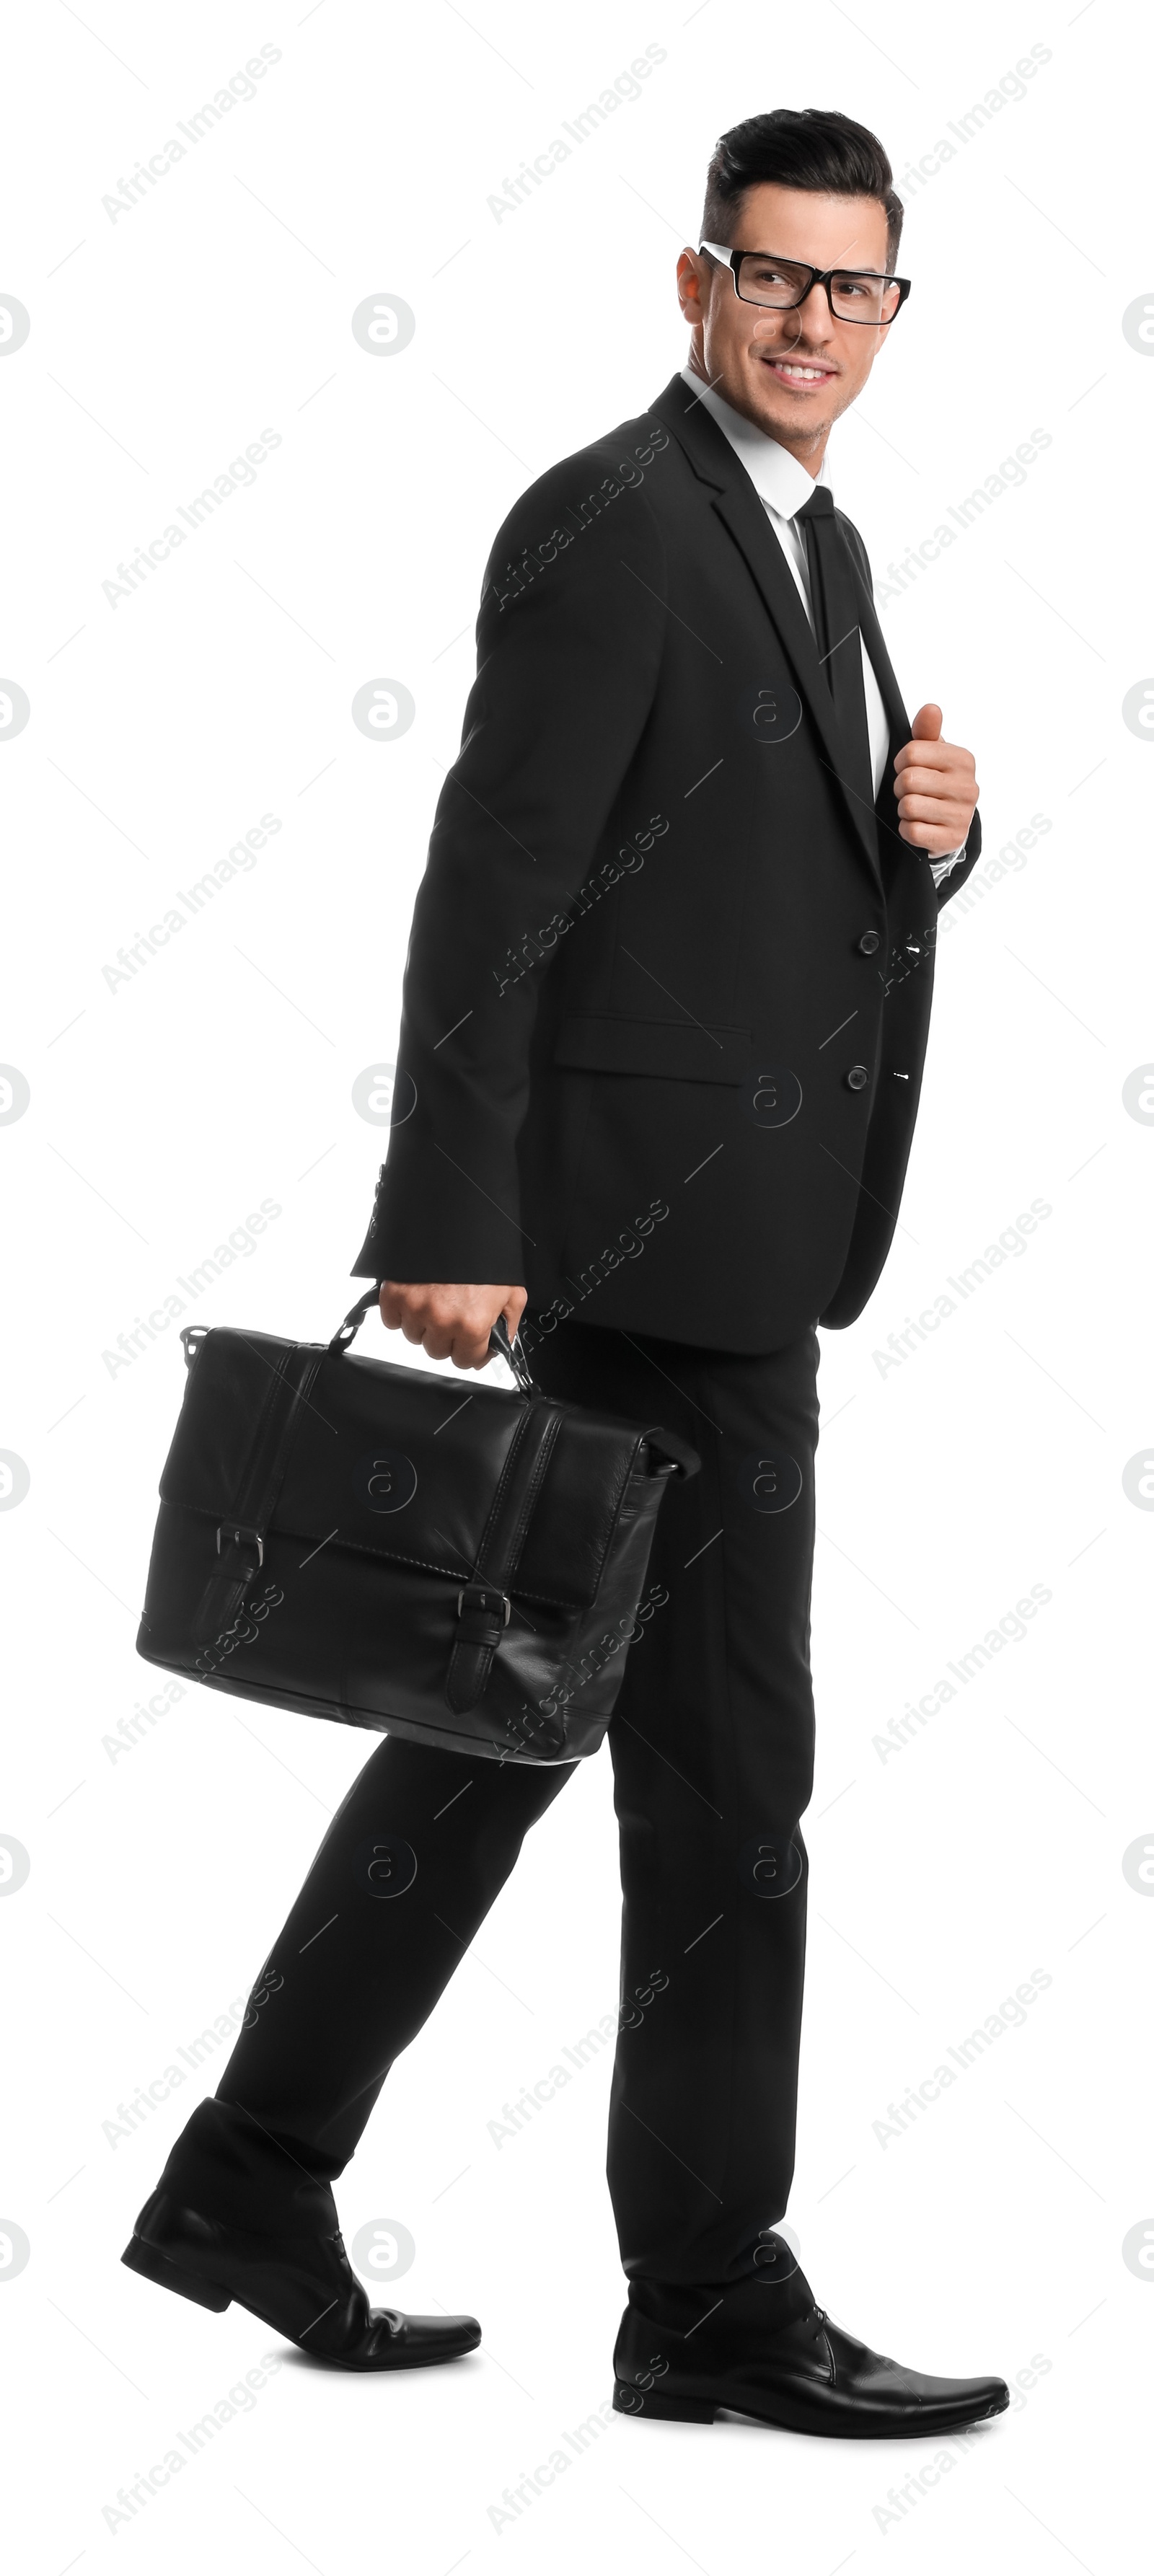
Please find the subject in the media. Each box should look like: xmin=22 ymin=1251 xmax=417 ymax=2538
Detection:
xmin=896 ymin=752 xmax=968 ymax=788
xmin=893 ymin=738 xmax=961 ymax=776
xmin=380 ymin=1282 xmax=424 ymax=1330
xmin=898 ymin=819 xmax=966 ymax=852
xmin=451 ymin=1327 xmax=490 ymax=1371
xmin=896 ymin=792 xmax=971 ymax=826
xmin=896 ymin=781 xmax=971 ymax=811
xmin=502 ymin=1287 xmax=528 ymax=1338
xmin=911 ymin=701 xmax=943 ymax=741
xmin=899 ymin=789 xmax=975 ymax=825
xmin=897 ymin=813 xmax=971 ymax=847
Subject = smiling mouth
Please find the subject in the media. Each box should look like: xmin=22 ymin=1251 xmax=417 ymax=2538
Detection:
xmin=761 ymin=356 xmax=836 ymax=384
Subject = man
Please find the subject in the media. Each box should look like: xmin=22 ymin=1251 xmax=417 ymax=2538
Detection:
xmin=125 ymin=108 xmax=1008 ymax=2435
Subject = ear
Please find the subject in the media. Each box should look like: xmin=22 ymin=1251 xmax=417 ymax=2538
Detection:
xmin=677 ymin=248 xmax=706 ymax=321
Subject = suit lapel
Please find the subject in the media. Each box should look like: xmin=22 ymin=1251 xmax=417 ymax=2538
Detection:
xmin=844 ymin=543 xmax=934 ymax=894
xmin=712 ymin=480 xmax=884 ymax=894
xmin=653 ymin=377 xmax=884 ymax=896
xmin=851 ymin=561 xmax=908 ymax=749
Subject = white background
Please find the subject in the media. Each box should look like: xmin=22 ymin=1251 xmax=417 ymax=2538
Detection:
xmin=1 ymin=2 xmax=1151 ymax=2568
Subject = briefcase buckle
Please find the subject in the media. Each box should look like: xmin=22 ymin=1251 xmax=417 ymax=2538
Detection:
xmin=217 ymin=1522 xmax=264 ymax=1568
xmin=457 ymin=1582 xmax=511 ymax=1625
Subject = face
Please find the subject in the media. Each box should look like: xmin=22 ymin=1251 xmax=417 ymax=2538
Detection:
xmin=677 ymin=181 xmax=897 ymax=469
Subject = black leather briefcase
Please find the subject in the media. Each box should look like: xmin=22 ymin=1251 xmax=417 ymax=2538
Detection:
xmin=136 ymin=1287 xmax=698 ymax=1763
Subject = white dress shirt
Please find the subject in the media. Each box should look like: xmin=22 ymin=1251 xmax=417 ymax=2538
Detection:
xmin=679 ymin=368 xmax=966 ymax=883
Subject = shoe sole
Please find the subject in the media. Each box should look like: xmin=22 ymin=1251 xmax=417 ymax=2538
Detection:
xmin=121 ymin=2233 xmax=480 ymax=2369
xmin=613 ymin=2381 xmax=1010 ymax=2437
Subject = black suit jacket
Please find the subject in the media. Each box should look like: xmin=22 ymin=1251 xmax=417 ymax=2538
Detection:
xmin=352 ymin=372 xmax=981 ymax=1353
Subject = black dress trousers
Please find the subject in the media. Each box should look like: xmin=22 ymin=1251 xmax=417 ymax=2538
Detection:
xmin=154 ymin=1317 xmax=821 ymax=2293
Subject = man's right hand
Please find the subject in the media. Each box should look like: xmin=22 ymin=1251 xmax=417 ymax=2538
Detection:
xmin=378 ymin=1282 xmax=528 ymax=1372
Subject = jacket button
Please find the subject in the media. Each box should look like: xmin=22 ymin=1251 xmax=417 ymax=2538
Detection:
xmin=857 ymin=931 xmax=881 ymax=955
xmin=847 ymin=1065 xmax=869 ymax=1091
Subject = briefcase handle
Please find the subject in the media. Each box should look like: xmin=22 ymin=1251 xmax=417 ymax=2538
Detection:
xmin=329 ymin=1286 xmax=541 ymax=1396
xmin=486 ymin=1313 xmax=540 ymax=1395
xmin=327 ymin=1291 xmax=697 ymax=1473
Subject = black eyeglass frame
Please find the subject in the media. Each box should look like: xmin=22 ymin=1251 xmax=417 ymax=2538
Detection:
xmin=699 ymin=242 xmax=912 ymax=325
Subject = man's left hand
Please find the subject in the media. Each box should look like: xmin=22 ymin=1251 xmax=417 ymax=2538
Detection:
xmin=893 ymin=703 xmax=979 ymax=855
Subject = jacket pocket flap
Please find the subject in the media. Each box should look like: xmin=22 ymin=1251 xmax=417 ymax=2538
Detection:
xmin=553 ymin=1013 xmax=749 ymax=1085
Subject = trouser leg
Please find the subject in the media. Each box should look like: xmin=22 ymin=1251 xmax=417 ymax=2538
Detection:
xmin=529 ymin=1317 xmax=820 ymax=2293
xmin=154 ymin=1730 xmax=574 ymax=2233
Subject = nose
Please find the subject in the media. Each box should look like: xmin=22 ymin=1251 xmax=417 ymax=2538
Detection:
xmin=791 ymin=278 xmax=836 ymax=347
xmin=754 ymin=279 xmax=835 ymax=356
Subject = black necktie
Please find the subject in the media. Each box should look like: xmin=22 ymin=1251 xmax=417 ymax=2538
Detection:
xmin=796 ymin=486 xmax=876 ymax=822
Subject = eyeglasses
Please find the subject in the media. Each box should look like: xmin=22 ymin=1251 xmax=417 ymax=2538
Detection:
xmin=700 ymin=242 xmax=911 ymax=326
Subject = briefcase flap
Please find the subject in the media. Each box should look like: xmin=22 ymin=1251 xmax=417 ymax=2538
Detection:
xmin=158 ymin=1328 xmax=656 ymax=1611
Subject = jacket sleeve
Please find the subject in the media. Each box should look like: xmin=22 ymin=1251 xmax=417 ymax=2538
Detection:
xmin=351 ymin=446 xmax=669 ymax=1282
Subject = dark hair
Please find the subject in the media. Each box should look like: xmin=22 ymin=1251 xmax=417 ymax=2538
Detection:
xmin=702 ymin=108 xmax=903 ymax=270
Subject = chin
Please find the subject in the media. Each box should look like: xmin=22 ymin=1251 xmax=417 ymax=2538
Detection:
xmin=750 ymin=387 xmax=821 ymax=428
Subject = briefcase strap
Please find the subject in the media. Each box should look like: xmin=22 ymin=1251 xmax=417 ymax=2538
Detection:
xmin=192 ymin=1284 xmax=483 ymax=1653
xmin=190 ymin=1339 xmax=330 ymax=1653
xmin=445 ymin=1399 xmax=565 ymax=1714
xmin=331 ymin=1288 xmax=556 ymax=1711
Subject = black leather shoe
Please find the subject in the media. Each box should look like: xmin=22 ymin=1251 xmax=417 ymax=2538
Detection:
xmin=122 ymin=2190 xmax=480 ymax=2372
xmin=614 ymin=2265 xmax=1008 ymax=2439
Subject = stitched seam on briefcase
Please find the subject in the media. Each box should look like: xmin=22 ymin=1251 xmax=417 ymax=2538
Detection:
xmin=469 ymin=1403 xmax=537 ymax=1580
xmin=190 ymin=1344 xmax=332 ymax=1645
xmin=478 ymin=1405 xmax=563 ymax=1589
xmin=444 ymin=1406 xmax=568 ymax=1715
xmin=189 ymin=1347 xmax=296 ymax=1640
xmin=224 ymin=1346 xmax=295 ymax=1518
xmin=231 ymin=1340 xmax=329 ymax=1531
xmin=444 ymin=1406 xmax=544 ymax=1713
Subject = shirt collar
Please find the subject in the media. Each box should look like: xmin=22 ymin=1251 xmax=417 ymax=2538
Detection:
xmin=679 ymin=364 xmax=830 ymax=519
